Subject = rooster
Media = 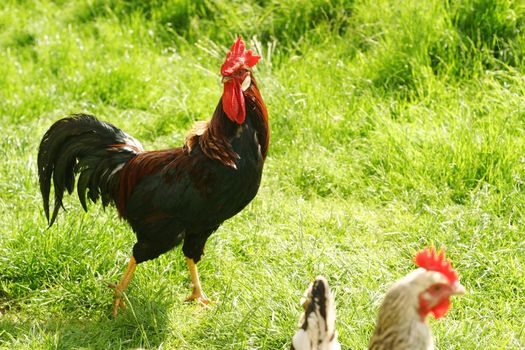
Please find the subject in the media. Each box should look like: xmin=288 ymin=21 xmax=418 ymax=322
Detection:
xmin=37 ymin=37 xmax=269 ymax=316
xmin=292 ymin=248 xmax=465 ymax=350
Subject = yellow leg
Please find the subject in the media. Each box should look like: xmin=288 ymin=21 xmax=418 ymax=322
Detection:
xmin=185 ymin=257 xmax=210 ymax=306
xmin=109 ymin=256 xmax=137 ymax=317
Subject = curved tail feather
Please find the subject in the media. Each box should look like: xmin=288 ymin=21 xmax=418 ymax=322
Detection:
xmin=38 ymin=114 xmax=143 ymax=226
xmin=292 ymin=276 xmax=340 ymax=350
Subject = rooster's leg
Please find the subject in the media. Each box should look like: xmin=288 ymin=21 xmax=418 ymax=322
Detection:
xmin=109 ymin=256 xmax=137 ymax=317
xmin=184 ymin=257 xmax=210 ymax=306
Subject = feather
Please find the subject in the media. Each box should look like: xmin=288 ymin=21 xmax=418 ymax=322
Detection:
xmin=37 ymin=114 xmax=143 ymax=226
xmin=292 ymin=276 xmax=340 ymax=350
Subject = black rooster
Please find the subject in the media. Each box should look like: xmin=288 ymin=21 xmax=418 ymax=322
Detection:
xmin=38 ymin=37 xmax=269 ymax=316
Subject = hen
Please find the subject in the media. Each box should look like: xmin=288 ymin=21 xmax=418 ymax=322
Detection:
xmin=368 ymin=247 xmax=465 ymax=349
xmin=37 ymin=37 xmax=269 ymax=316
xmin=291 ymin=276 xmax=341 ymax=350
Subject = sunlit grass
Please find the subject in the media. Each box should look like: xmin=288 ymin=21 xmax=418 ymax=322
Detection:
xmin=1 ymin=0 xmax=524 ymax=349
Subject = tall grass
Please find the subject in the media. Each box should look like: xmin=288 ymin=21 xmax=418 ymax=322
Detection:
xmin=1 ymin=0 xmax=524 ymax=349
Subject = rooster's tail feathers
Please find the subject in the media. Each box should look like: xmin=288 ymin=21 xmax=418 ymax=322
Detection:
xmin=38 ymin=114 xmax=143 ymax=226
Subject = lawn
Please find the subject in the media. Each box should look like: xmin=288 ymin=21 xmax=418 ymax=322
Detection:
xmin=1 ymin=0 xmax=524 ymax=349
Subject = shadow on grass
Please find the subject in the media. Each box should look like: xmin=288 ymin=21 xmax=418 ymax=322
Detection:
xmin=0 ymin=297 xmax=172 ymax=349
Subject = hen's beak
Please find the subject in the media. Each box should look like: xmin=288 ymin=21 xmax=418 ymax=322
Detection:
xmin=452 ymin=282 xmax=466 ymax=295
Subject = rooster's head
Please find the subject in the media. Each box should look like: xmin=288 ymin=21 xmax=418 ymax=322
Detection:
xmin=221 ymin=37 xmax=260 ymax=124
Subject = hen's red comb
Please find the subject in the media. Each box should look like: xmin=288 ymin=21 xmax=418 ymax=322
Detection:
xmin=414 ymin=247 xmax=458 ymax=284
xmin=221 ymin=37 xmax=260 ymax=76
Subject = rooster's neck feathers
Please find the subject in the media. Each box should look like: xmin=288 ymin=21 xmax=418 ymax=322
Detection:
xmin=185 ymin=78 xmax=269 ymax=168
xmin=184 ymin=118 xmax=240 ymax=169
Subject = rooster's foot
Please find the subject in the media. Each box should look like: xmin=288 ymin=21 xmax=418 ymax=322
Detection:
xmin=185 ymin=290 xmax=210 ymax=307
xmin=108 ymin=282 xmax=127 ymax=317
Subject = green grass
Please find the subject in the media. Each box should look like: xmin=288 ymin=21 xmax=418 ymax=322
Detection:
xmin=1 ymin=0 xmax=524 ymax=348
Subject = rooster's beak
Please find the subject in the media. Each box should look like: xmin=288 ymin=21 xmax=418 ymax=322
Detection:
xmin=221 ymin=76 xmax=232 ymax=83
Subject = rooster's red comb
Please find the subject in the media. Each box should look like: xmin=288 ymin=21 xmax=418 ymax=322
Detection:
xmin=221 ymin=37 xmax=260 ymax=76
xmin=414 ymin=247 xmax=458 ymax=284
